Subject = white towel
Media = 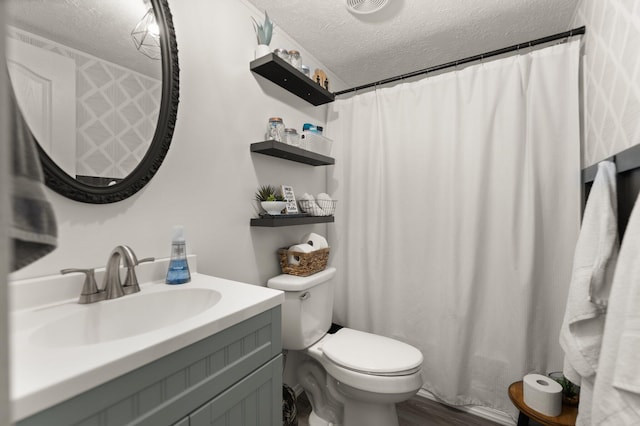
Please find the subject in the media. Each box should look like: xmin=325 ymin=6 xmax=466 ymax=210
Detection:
xmin=559 ymin=161 xmax=618 ymax=425
xmin=9 ymin=84 xmax=58 ymax=271
xmin=299 ymin=193 xmax=324 ymax=216
xmin=591 ymin=192 xmax=640 ymax=425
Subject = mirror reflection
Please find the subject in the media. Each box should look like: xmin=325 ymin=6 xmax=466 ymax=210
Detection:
xmin=6 ymin=0 xmax=163 ymax=187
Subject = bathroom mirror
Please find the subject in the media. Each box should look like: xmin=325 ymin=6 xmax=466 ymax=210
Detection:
xmin=5 ymin=0 xmax=179 ymax=203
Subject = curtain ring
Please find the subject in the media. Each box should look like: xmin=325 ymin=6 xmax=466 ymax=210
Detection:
xmin=565 ymin=29 xmax=574 ymax=44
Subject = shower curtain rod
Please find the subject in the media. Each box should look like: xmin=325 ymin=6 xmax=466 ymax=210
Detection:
xmin=334 ymin=25 xmax=586 ymax=96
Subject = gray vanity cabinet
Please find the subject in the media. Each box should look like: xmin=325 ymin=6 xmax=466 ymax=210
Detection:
xmin=17 ymin=307 xmax=283 ymax=426
xmin=189 ymin=356 xmax=281 ymax=425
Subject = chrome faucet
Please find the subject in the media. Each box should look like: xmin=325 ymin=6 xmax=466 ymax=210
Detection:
xmin=103 ymin=245 xmax=154 ymax=299
xmin=61 ymin=268 xmax=105 ymax=304
xmin=61 ymin=245 xmax=154 ymax=304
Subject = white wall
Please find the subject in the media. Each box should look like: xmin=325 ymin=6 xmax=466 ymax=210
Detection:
xmin=573 ymin=0 xmax=640 ymax=166
xmin=10 ymin=0 xmax=346 ymax=289
xmin=1 ymin=1 xmax=12 ymax=422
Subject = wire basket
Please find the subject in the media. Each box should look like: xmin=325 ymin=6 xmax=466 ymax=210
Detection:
xmin=278 ymin=247 xmax=330 ymax=276
xmin=298 ymin=199 xmax=337 ymax=216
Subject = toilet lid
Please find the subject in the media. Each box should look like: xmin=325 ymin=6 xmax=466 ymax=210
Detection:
xmin=321 ymin=328 xmax=423 ymax=375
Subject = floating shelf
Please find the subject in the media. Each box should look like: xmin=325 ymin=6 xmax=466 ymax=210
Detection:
xmin=251 ymin=140 xmax=335 ymax=166
xmin=250 ymin=53 xmax=335 ymax=106
xmin=251 ymin=215 xmax=335 ymax=227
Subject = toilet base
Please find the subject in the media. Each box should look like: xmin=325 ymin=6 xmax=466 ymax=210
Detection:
xmin=329 ymin=375 xmax=407 ymax=426
xmin=308 ymin=410 xmax=334 ymax=426
xmin=306 ymin=401 xmax=399 ymax=426
xmin=298 ymin=358 xmax=343 ymax=425
xmin=298 ymin=352 xmax=420 ymax=426
xmin=305 ymin=377 xmax=405 ymax=426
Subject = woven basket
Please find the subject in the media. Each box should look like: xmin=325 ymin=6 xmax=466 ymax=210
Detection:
xmin=298 ymin=199 xmax=337 ymax=216
xmin=278 ymin=247 xmax=330 ymax=276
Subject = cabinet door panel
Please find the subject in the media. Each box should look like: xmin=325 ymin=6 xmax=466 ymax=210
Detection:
xmin=173 ymin=417 xmax=189 ymax=426
xmin=17 ymin=307 xmax=282 ymax=426
xmin=190 ymin=355 xmax=282 ymax=426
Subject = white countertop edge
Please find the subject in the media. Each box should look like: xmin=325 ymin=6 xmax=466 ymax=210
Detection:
xmin=11 ymin=271 xmax=284 ymax=422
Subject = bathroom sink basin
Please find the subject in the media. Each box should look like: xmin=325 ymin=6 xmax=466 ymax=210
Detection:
xmin=30 ymin=288 xmax=221 ymax=348
xmin=10 ymin=264 xmax=284 ymax=423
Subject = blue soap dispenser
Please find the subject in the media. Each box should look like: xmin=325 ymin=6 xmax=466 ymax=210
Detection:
xmin=166 ymin=225 xmax=191 ymax=284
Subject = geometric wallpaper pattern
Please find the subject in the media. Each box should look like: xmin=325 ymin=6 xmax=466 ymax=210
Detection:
xmin=572 ymin=0 xmax=640 ymax=166
xmin=7 ymin=27 xmax=161 ymax=179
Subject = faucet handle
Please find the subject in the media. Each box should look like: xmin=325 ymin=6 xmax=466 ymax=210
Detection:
xmin=61 ymin=268 xmax=106 ymax=304
xmin=122 ymin=256 xmax=155 ymax=295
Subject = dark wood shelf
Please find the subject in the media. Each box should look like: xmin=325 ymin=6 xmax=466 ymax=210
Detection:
xmin=251 ymin=215 xmax=335 ymax=227
xmin=251 ymin=140 xmax=335 ymax=166
xmin=250 ymin=53 xmax=335 ymax=106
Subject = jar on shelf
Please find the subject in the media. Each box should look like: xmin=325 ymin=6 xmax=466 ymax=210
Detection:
xmin=273 ymin=48 xmax=289 ymax=62
xmin=284 ymin=128 xmax=300 ymax=147
xmin=301 ymin=65 xmax=310 ymax=78
xmin=266 ymin=117 xmax=285 ymax=142
xmin=288 ymin=50 xmax=302 ymax=70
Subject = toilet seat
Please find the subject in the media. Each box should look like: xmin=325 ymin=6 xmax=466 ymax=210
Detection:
xmin=306 ymin=328 xmax=424 ymax=395
xmin=322 ymin=328 xmax=423 ymax=376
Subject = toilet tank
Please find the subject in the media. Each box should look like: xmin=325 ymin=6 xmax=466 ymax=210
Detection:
xmin=267 ymin=267 xmax=336 ymax=350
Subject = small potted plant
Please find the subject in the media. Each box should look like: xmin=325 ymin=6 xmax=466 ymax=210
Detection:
xmin=255 ymin=184 xmax=286 ymax=215
xmin=549 ymin=372 xmax=580 ymax=406
xmin=252 ymin=11 xmax=273 ymax=59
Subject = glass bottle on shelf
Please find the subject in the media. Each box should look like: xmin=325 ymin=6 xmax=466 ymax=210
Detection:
xmin=266 ymin=117 xmax=285 ymax=142
xmin=273 ymin=48 xmax=289 ymax=62
xmin=288 ymin=50 xmax=302 ymax=70
xmin=284 ymin=128 xmax=300 ymax=146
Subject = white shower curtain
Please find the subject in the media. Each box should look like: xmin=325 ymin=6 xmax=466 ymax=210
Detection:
xmin=326 ymin=40 xmax=581 ymax=416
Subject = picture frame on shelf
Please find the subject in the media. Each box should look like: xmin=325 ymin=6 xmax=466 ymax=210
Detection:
xmin=281 ymin=185 xmax=299 ymax=214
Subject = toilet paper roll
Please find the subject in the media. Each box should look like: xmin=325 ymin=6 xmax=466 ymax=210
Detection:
xmin=300 ymin=232 xmax=328 ymax=250
xmin=523 ymin=374 xmax=563 ymax=417
xmin=287 ymin=244 xmax=314 ymax=265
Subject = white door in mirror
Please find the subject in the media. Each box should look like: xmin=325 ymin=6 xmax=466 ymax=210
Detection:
xmin=6 ymin=37 xmax=76 ymax=176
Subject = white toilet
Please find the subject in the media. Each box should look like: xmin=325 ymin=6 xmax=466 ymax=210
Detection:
xmin=267 ymin=267 xmax=424 ymax=426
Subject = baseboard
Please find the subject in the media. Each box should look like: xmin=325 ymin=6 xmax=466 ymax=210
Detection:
xmin=416 ymin=389 xmax=516 ymax=426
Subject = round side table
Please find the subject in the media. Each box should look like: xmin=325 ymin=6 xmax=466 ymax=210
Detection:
xmin=508 ymin=381 xmax=577 ymax=426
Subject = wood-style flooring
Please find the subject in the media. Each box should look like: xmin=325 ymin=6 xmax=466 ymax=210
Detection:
xmin=295 ymin=392 xmax=505 ymax=426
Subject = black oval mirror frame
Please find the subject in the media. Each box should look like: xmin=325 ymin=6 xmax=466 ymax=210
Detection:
xmin=36 ymin=0 xmax=179 ymax=204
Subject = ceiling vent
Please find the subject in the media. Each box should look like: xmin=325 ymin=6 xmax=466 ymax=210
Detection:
xmin=345 ymin=0 xmax=390 ymax=15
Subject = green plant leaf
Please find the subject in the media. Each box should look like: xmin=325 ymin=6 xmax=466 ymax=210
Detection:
xmin=251 ymin=18 xmax=261 ymax=44
xmin=251 ymin=11 xmax=273 ymax=45
xmin=263 ymin=11 xmax=273 ymax=45
xmin=255 ymin=184 xmax=278 ymax=201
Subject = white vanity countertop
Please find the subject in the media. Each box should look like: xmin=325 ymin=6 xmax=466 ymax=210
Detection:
xmin=9 ymin=258 xmax=284 ymax=422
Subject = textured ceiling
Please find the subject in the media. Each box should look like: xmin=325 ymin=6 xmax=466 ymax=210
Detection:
xmin=6 ymin=0 xmax=161 ymax=79
xmin=245 ymin=0 xmax=581 ymax=89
